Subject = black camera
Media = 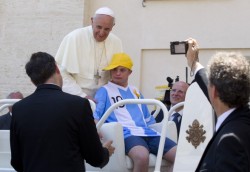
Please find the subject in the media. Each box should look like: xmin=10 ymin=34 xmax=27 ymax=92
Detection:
xmin=170 ymin=41 xmax=188 ymax=55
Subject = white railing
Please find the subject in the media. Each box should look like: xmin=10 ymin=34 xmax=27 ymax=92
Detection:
xmin=96 ymin=99 xmax=183 ymax=172
xmin=0 ymin=99 xmax=21 ymax=112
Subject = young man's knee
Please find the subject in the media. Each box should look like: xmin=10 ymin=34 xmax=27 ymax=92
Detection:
xmin=128 ymin=145 xmax=149 ymax=162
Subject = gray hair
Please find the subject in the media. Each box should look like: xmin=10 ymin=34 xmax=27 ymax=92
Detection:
xmin=207 ymin=52 xmax=250 ymax=108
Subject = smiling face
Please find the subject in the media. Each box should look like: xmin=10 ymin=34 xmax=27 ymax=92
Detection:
xmin=170 ymin=81 xmax=189 ymax=106
xmin=91 ymin=14 xmax=115 ymax=42
xmin=110 ymin=66 xmax=132 ymax=87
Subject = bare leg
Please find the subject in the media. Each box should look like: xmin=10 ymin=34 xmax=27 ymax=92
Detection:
xmin=128 ymin=145 xmax=149 ymax=172
xmin=163 ymin=145 xmax=177 ymax=172
xmin=163 ymin=145 xmax=177 ymax=163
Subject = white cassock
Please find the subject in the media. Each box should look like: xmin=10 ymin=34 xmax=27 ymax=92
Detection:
xmin=55 ymin=26 xmax=123 ymax=97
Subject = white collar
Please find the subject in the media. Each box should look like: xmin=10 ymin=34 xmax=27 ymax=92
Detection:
xmin=171 ymin=109 xmax=183 ymax=116
xmin=215 ymin=108 xmax=236 ymax=132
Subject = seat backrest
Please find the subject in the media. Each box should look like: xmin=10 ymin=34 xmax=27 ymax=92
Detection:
xmin=173 ymin=82 xmax=215 ymax=172
xmin=85 ymin=99 xmax=175 ymax=172
xmin=0 ymin=130 xmax=13 ymax=169
xmin=0 ymin=99 xmax=20 ymax=171
xmin=0 ymin=99 xmax=21 ymax=112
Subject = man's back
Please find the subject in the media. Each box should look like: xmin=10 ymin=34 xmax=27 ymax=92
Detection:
xmin=10 ymin=84 xmax=107 ymax=172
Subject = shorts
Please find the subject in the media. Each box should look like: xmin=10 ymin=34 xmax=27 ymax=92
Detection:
xmin=124 ymin=136 xmax=176 ymax=155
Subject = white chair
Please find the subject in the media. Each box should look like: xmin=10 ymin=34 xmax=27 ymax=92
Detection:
xmin=0 ymin=99 xmax=20 ymax=172
xmin=86 ymin=99 xmax=177 ymax=172
xmin=172 ymin=82 xmax=215 ymax=172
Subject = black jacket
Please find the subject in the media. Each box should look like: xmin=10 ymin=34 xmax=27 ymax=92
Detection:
xmin=196 ymin=105 xmax=250 ymax=171
xmin=10 ymin=84 xmax=109 ymax=172
xmin=0 ymin=112 xmax=11 ymax=130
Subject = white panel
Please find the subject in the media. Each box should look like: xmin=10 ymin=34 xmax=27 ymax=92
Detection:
xmin=173 ymin=82 xmax=214 ymax=172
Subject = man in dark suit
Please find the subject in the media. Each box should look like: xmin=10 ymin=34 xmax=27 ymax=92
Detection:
xmin=186 ymin=38 xmax=250 ymax=171
xmin=168 ymin=81 xmax=189 ymax=138
xmin=154 ymin=81 xmax=189 ymax=139
xmin=10 ymin=52 xmax=115 ymax=172
xmin=0 ymin=91 xmax=23 ymax=130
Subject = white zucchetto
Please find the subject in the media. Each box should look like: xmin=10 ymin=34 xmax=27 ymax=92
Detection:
xmin=95 ymin=7 xmax=115 ymax=18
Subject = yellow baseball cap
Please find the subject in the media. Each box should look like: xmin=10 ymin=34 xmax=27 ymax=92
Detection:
xmin=103 ymin=53 xmax=133 ymax=70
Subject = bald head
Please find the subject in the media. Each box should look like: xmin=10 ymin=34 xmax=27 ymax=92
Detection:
xmin=7 ymin=91 xmax=24 ymax=112
xmin=170 ymin=81 xmax=189 ymax=106
xmin=7 ymin=91 xmax=23 ymax=99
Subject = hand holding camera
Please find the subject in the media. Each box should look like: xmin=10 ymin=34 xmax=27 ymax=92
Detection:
xmin=170 ymin=41 xmax=188 ymax=55
xmin=186 ymin=38 xmax=199 ymax=67
xmin=170 ymin=38 xmax=199 ymax=58
xmin=186 ymin=38 xmax=200 ymax=75
xmin=170 ymin=38 xmax=199 ymax=76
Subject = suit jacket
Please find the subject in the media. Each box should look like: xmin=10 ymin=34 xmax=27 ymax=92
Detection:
xmin=10 ymin=84 xmax=109 ymax=172
xmin=0 ymin=112 xmax=11 ymax=130
xmin=153 ymin=108 xmax=182 ymax=139
xmin=196 ymin=105 xmax=250 ymax=171
xmin=154 ymin=68 xmax=210 ymax=141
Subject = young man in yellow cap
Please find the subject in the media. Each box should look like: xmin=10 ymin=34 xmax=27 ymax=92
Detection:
xmin=94 ymin=53 xmax=177 ymax=172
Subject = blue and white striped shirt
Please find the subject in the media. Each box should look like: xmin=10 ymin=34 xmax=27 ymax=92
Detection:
xmin=94 ymin=82 xmax=159 ymax=139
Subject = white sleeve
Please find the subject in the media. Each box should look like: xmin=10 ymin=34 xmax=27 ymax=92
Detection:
xmin=60 ymin=67 xmax=87 ymax=98
xmin=194 ymin=63 xmax=205 ymax=76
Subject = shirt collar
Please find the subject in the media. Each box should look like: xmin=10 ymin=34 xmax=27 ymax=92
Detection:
xmin=170 ymin=105 xmax=183 ymax=116
xmin=171 ymin=109 xmax=183 ymax=116
xmin=215 ymin=108 xmax=236 ymax=131
xmin=169 ymin=109 xmax=183 ymax=120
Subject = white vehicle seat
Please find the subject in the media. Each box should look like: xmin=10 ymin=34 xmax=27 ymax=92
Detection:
xmin=173 ymin=82 xmax=215 ymax=172
xmin=86 ymin=99 xmax=177 ymax=172
xmin=0 ymin=99 xmax=20 ymax=172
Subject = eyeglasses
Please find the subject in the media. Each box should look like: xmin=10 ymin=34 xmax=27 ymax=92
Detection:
xmin=170 ymin=89 xmax=185 ymax=95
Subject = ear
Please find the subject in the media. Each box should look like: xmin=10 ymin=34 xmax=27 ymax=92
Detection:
xmin=210 ymin=84 xmax=219 ymax=100
xmin=55 ymin=65 xmax=61 ymax=74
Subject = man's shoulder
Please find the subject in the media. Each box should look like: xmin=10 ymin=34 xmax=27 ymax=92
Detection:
xmin=96 ymin=85 xmax=109 ymax=94
xmin=65 ymin=26 xmax=91 ymax=38
xmin=128 ymin=85 xmax=140 ymax=93
xmin=102 ymin=83 xmax=139 ymax=91
xmin=128 ymin=84 xmax=139 ymax=90
xmin=18 ymin=90 xmax=88 ymax=107
xmin=0 ymin=113 xmax=10 ymax=120
xmin=0 ymin=113 xmax=11 ymax=129
xmin=60 ymin=91 xmax=88 ymax=101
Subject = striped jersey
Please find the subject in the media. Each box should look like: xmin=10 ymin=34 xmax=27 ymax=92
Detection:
xmin=94 ymin=82 xmax=159 ymax=139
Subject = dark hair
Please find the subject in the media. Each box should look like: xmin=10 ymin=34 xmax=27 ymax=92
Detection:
xmin=25 ymin=52 xmax=56 ymax=86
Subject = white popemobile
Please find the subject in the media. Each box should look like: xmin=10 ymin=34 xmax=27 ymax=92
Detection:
xmin=0 ymin=82 xmax=214 ymax=172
